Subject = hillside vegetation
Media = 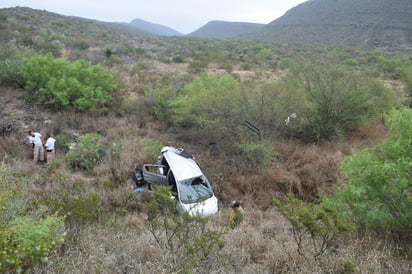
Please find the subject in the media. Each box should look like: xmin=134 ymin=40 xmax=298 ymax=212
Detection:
xmin=0 ymin=7 xmax=411 ymax=273
xmin=245 ymin=0 xmax=412 ymax=53
xmin=188 ymin=21 xmax=264 ymax=38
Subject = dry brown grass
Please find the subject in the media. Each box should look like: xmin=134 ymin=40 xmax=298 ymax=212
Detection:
xmin=346 ymin=118 xmax=388 ymax=148
xmin=33 ymin=208 xmax=411 ymax=274
xmin=275 ymin=142 xmax=346 ymax=201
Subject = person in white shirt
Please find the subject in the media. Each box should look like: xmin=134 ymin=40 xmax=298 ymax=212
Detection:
xmin=44 ymin=133 xmax=56 ymax=162
xmin=28 ymin=130 xmax=44 ymax=162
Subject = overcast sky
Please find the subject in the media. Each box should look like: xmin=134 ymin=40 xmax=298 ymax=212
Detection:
xmin=1 ymin=0 xmax=308 ymax=34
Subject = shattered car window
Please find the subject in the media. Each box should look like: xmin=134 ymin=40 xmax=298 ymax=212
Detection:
xmin=177 ymin=176 xmax=213 ymax=204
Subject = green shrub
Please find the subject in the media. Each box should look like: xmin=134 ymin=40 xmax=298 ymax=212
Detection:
xmin=188 ymin=59 xmax=209 ymax=74
xmin=376 ymin=55 xmax=411 ymax=78
xmin=0 ymin=164 xmax=65 ymax=273
xmin=0 ymin=59 xmax=24 ymax=87
xmin=43 ymin=192 xmax=104 ymax=225
xmin=342 ymin=259 xmax=357 ymax=273
xmin=344 ymin=58 xmax=358 ymax=66
xmin=0 ymin=216 xmax=65 ymax=273
xmin=145 ymin=86 xmax=174 ymax=122
xmin=258 ymin=48 xmax=274 ymax=60
xmin=238 ymin=142 xmax=276 ymax=169
xmin=141 ymin=138 xmax=164 ymax=156
xmin=22 ymin=53 xmax=117 ymax=111
xmin=169 ymin=72 xmax=243 ymax=145
xmin=333 ymin=108 xmax=412 ymax=231
xmin=242 ymin=79 xmax=307 ymax=141
xmin=278 ymin=57 xmax=296 ymax=69
xmin=273 ymin=193 xmax=354 ymax=260
xmin=240 ymin=61 xmax=251 ymax=70
xmin=400 ymin=67 xmax=412 ymax=107
xmin=172 ymin=55 xmax=185 ymax=63
xmin=65 ymin=133 xmax=108 ymax=171
xmin=54 ymin=135 xmax=70 ymax=152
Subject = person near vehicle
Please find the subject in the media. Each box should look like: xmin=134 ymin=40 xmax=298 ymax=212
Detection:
xmin=229 ymin=200 xmax=245 ymax=229
xmin=43 ymin=133 xmax=56 ymax=162
xmin=28 ymin=130 xmax=44 ymax=162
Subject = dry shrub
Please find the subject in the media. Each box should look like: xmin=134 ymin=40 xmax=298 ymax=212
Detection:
xmin=41 ymin=216 xmax=222 ymax=273
xmin=0 ymin=135 xmax=27 ymax=162
xmin=347 ymin=118 xmax=388 ymax=148
xmin=103 ymin=184 xmax=147 ymax=212
xmin=276 ymin=143 xmax=345 ymax=201
xmin=200 ymin=152 xmax=302 ymax=210
xmin=234 ymin=172 xmax=296 ymax=210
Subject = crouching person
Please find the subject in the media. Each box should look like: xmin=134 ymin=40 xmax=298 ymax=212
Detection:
xmin=229 ymin=200 xmax=245 ymax=229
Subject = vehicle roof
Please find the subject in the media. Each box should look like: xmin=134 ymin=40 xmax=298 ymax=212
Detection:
xmin=162 ymin=147 xmax=203 ymax=182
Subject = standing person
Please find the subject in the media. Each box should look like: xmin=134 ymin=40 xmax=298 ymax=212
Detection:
xmin=43 ymin=133 xmax=56 ymax=162
xmin=229 ymin=200 xmax=245 ymax=229
xmin=28 ymin=130 xmax=44 ymax=162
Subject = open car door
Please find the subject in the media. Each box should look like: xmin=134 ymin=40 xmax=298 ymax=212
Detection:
xmin=142 ymin=164 xmax=168 ymax=188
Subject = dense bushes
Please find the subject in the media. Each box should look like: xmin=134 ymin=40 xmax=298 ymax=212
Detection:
xmin=332 ymin=108 xmax=412 ymax=231
xmin=22 ymin=53 xmax=117 ymax=111
xmin=164 ymin=63 xmax=398 ymax=147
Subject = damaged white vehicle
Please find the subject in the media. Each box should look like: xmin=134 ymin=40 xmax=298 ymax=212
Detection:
xmin=135 ymin=146 xmax=218 ymax=216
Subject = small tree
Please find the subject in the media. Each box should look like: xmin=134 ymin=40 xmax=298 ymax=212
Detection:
xmin=144 ymin=186 xmax=226 ymax=271
xmin=168 ymin=72 xmax=243 ymax=145
xmin=292 ymin=63 xmax=397 ymax=140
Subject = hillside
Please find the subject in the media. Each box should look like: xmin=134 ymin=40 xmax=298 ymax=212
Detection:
xmin=188 ymin=20 xmax=264 ymax=39
xmin=0 ymin=6 xmax=411 ymax=274
xmin=245 ymin=0 xmax=412 ymax=52
xmin=129 ymin=18 xmax=183 ymax=36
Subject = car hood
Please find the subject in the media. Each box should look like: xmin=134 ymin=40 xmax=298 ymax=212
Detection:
xmin=179 ymin=195 xmax=218 ymax=216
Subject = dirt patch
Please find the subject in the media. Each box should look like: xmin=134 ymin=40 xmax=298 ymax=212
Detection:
xmin=0 ymin=87 xmax=55 ymax=151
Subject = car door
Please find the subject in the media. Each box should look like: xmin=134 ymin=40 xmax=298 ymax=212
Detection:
xmin=142 ymin=164 xmax=168 ymax=187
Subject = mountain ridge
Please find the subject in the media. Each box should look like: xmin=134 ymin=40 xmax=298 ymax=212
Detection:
xmin=245 ymin=0 xmax=412 ymax=52
xmin=129 ymin=18 xmax=183 ymax=36
xmin=187 ymin=20 xmax=264 ymax=39
xmin=2 ymin=0 xmax=412 ymax=52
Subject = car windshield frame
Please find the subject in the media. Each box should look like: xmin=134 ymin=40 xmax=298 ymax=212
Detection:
xmin=177 ymin=175 xmax=213 ymax=204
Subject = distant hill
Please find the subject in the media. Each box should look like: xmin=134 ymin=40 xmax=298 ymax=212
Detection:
xmin=2 ymin=1 xmax=412 ymax=53
xmin=188 ymin=21 xmax=264 ymax=39
xmin=129 ymin=18 xmax=183 ymax=36
xmin=243 ymin=0 xmax=412 ymax=52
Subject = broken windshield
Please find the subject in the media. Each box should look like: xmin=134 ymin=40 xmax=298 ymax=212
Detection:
xmin=177 ymin=176 xmax=213 ymax=204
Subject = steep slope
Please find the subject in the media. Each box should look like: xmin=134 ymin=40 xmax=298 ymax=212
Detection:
xmin=188 ymin=21 xmax=264 ymax=39
xmin=244 ymin=0 xmax=412 ymax=52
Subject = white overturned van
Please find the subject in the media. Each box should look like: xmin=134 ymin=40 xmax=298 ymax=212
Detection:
xmin=140 ymin=146 xmax=218 ymax=216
